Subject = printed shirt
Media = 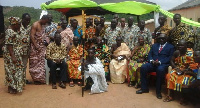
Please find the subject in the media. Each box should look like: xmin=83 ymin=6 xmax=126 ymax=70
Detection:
xmin=135 ymin=27 xmax=152 ymax=46
xmin=123 ymin=25 xmax=139 ymax=50
xmin=85 ymin=26 xmax=96 ymax=39
xmin=104 ymin=27 xmax=121 ymax=48
xmin=45 ymin=22 xmax=58 ymax=38
xmin=46 ymin=42 xmax=67 ymax=61
xmin=20 ymin=24 xmax=31 ymax=55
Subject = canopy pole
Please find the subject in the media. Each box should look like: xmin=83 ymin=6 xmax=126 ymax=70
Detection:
xmin=81 ymin=10 xmax=86 ymax=97
xmin=137 ymin=15 xmax=140 ymax=24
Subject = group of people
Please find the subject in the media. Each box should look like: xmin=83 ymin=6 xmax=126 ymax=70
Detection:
xmin=3 ymin=12 xmax=200 ymax=105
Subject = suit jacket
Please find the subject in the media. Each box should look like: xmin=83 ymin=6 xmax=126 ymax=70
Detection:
xmin=148 ymin=43 xmax=174 ymax=65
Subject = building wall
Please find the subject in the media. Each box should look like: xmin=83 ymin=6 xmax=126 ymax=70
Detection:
xmin=146 ymin=22 xmax=155 ymax=33
xmin=167 ymin=6 xmax=200 ymax=30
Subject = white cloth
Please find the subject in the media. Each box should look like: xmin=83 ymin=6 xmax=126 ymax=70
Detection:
xmin=154 ymin=11 xmax=159 ymax=28
xmin=78 ymin=58 xmax=108 ymax=94
xmin=40 ymin=10 xmax=48 ymax=19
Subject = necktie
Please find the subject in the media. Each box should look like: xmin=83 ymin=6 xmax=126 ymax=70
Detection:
xmin=159 ymin=45 xmax=163 ymax=53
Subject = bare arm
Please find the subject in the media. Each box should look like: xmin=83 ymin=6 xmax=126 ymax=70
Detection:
xmin=30 ymin=23 xmax=39 ymax=49
xmin=170 ymin=50 xmax=180 ymax=69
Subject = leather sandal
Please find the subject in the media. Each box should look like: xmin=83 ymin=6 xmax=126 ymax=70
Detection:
xmin=69 ymin=81 xmax=75 ymax=87
xmin=163 ymin=96 xmax=173 ymax=102
xmin=59 ymin=82 xmax=66 ymax=89
xmin=52 ymin=84 xmax=57 ymax=89
xmin=77 ymin=82 xmax=82 ymax=86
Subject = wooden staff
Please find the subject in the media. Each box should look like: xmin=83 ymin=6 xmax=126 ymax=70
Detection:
xmin=81 ymin=10 xmax=86 ymax=97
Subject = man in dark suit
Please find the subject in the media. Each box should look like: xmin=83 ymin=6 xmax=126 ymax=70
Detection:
xmin=136 ymin=33 xmax=175 ymax=99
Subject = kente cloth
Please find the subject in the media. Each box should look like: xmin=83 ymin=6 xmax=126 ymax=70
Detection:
xmin=110 ymin=43 xmax=131 ymax=83
xmin=170 ymin=23 xmax=194 ymax=47
xmin=104 ymin=27 xmax=121 ymax=48
xmin=67 ymin=45 xmax=86 ymax=79
xmin=123 ymin=25 xmax=139 ymax=50
xmin=45 ymin=22 xmax=58 ymax=38
xmin=29 ymin=28 xmax=46 ymax=83
xmin=95 ymin=44 xmax=110 ymax=76
xmin=135 ymin=27 xmax=152 ymax=45
xmin=46 ymin=42 xmax=67 ymax=62
xmin=60 ymin=27 xmax=74 ymax=48
xmin=78 ymin=57 xmax=108 ymax=94
xmin=85 ymin=26 xmax=96 ymax=39
xmin=99 ymin=25 xmax=108 ymax=38
xmin=4 ymin=29 xmax=25 ymax=92
xmin=166 ymin=48 xmax=197 ymax=92
xmin=129 ymin=44 xmax=150 ymax=83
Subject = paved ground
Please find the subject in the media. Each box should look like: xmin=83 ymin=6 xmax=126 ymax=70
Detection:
xmin=0 ymin=58 xmax=199 ymax=108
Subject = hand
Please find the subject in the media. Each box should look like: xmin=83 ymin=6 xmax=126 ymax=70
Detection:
xmin=11 ymin=56 xmax=17 ymax=64
xmin=155 ymin=61 xmax=160 ymax=66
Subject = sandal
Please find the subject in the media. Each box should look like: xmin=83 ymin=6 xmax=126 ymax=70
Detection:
xmin=77 ymin=82 xmax=82 ymax=86
xmin=69 ymin=81 xmax=75 ymax=87
xmin=134 ymin=83 xmax=138 ymax=89
xmin=59 ymin=82 xmax=66 ymax=89
xmin=163 ymin=96 xmax=173 ymax=102
xmin=52 ymin=84 xmax=57 ymax=89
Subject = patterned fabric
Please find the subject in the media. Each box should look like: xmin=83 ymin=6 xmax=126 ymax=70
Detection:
xmin=4 ymin=29 xmax=25 ymax=92
xmin=166 ymin=48 xmax=197 ymax=91
xmin=73 ymin=26 xmax=82 ymax=40
xmin=85 ymin=26 xmax=96 ymax=39
xmin=20 ymin=24 xmax=31 ymax=55
xmin=129 ymin=44 xmax=150 ymax=84
xmin=29 ymin=28 xmax=46 ymax=83
xmin=99 ymin=25 xmax=108 ymax=38
xmin=67 ymin=45 xmax=86 ymax=79
xmin=120 ymin=26 xmax=126 ymax=39
xmin=60 ymin=28 xmax=74 ymax=48
xmin=135 ymin=27 xmax=152 ymax=46
xmin=104 ymin=27 xmax=121 ymax=48
xmin=195 ymin=27 xmax=200 ymax=50
xmin=170 ymin=23 xmax=194 ymax=47
xmin=45 ymin=22 xmax=58 ymax=38
xmin=46 ymin=42 xmax=67 ymax=62
xmin=154 ymin=24 xmax=171 ymax=43
xmin=123 ymin=25 xmax=139 ymax=50
xmin=110 ymin=43 xmax=131 ymax=83
xmin=8 ymin=17 xmax=21 ymax=25
xmin=95 ymin=44 xmax=110 ymax=77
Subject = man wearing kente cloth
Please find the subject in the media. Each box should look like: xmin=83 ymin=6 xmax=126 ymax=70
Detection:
xmin=154 ymin=15 xmax=171 ymax=43
xmin=169 ymin=14 xmax=194 ymax=48
xmin=110 ymin=36 xmax=131 ymax=83
xmin=85 ymin=18 xmax=96 ymax=51
xmin=164 ymin=39 xmax=198 ymax=103
xmin=67 ymin=36 xmax=86 ymax=87
xmin=95 ymin=36 xmax=110 ymax=80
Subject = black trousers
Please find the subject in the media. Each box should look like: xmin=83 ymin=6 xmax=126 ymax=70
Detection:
xmin=47 ymin=59 xmax=67 ymax=84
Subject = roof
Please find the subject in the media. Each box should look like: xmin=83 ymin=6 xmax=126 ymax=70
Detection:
xmin=169 ymin=0 xmax=200 ymax=11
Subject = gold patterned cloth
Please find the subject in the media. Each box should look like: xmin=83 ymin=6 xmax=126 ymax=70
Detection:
xmin=46 ymin=42 xmax=67 ymax=62
xmin=109 ymin=43 xmax=131 ymax=83
xmin=169 ymin=23 xmax=194 ymax=47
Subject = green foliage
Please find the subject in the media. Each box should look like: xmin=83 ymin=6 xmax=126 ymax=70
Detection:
xmin=3 ymin=6 xmax=62 ymax=26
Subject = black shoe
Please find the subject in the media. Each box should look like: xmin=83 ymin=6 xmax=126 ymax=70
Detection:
xmin=156 ymin=93 xmax=162 ymax=99
xmin=136 ymin=89 xmax=149 ymax=94
xmin=26 ymin=80 xmax=32 ymax=84
xmin=59 ymin=82 xmax=66 ymax=89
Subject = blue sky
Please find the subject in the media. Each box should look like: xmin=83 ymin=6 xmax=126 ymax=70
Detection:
xmin=0 ymin=0 xmax=188 ymax=10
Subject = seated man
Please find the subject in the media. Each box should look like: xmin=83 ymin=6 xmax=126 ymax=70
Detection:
xmin=164 ymin=39 xmax=198 ymax=104
xmin=95 ymin=36 xmax=110 ymax=80
xmin=109 ymin=36 xmax=131 ymax=84
xmin=46 ymin=33 xmax=67 ymax=89
xmin=79 ymin=48 xmax=108 ymax=94
xmin=67 ymin=36 xmax=86 ymax=87
xmin=136 ymin=33 xmax=174 ymax=99
xmin=129 ymin=36 xmax=150 ymax=88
